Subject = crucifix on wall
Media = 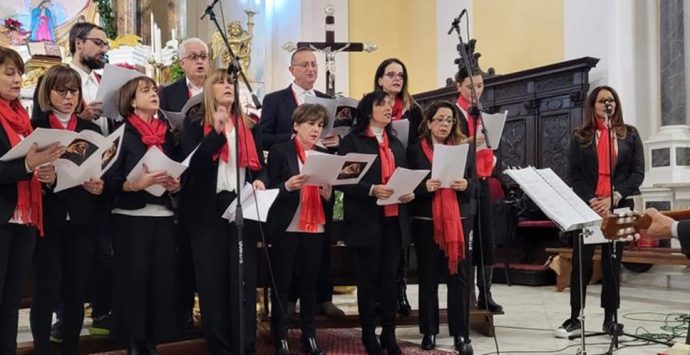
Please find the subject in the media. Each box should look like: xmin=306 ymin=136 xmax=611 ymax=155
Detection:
xmin=283 ymin=2 xmax=377 ymax=97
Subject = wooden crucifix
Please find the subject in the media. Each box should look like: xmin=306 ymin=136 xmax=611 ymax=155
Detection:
xmin=283 ymin=3 xmax=376 ymax=97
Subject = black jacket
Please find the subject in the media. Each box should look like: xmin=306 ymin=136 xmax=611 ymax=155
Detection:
xmin=103 ymin=118 xmax=178 ymax=211
xmin=159 ymin=78 xmax=191 ymax=113
xmin=179 ymin=114 xmax=267 ymax=222
xmin=32 ymin=115 xmax=106 ymax=229
xmin=0 ymin=118 xmax=34 ymax=224
xmin=336 ymin=130 xmax=411 ymax=248
xmin=676 ymin=220 xmax=690 ymax=257
xmin=258 ymin=85 xmax=329 ymax=151
xmin=568 ymin=125 xmax=645 ymax=203
xmin=265 ymin=139 xmax=333 ymax=241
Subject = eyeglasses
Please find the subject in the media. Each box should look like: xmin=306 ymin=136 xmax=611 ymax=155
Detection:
xmin=431 ymin=117 xmax=456 ymax=125
xmin=292 ymin=61 xmax=318 ymax=69
xmin=183 ymin=53 xmax=209 ymax=61
xmin=383 ymin=72 xmax=405 ymax=80
xmin=53 ymin=87 xmax=80 ymax=98
xmin=81 ymin=37 xmax=110 ymax=49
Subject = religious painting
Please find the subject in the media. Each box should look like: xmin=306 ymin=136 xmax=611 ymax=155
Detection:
xmin=61 ymin=138 xmax=98 ymax=166
xmin=337 ymin=161 xmax=367 ymax=180
xmin=0 ymin=0 xmax=97 ymax=46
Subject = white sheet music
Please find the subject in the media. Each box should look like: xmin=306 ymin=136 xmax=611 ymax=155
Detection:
xmin=504 ymin=167 xmax=601 ymax=231
xmin=126 ymin=146 xmax=190 ymax=197
xmin=300 ymin=151 xmax=377 ymax=186
xmin=391 ymin=119 xmax=410 ymax=148
xmin=95 ymin=64 xmax=145 ymax=120
xmin=479 ymin=111 xmax=507 ymax=150
xmin=431 ymin=143 xmax=469 ymax=188
xmin=159 ymin=93 xmax=204 ymax=130
xmin=377 ymin=167 xmax=429 ymax=206
xmin=222 ymin=182 xmax=280 ymax=223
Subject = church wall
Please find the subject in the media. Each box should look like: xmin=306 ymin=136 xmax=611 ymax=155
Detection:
xmin=472 ymin=0 xmax=565 ymax=75
xmin=348 ymin=0 xmax=438 ymax=99
xmin=436 ymin=0 xmax=470 ymax=88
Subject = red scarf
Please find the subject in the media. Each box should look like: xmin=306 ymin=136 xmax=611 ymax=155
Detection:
xmin=127 ymin=114 xmax=167 ymax=149
xmin=202 ymin=114 xmax=261 ymax=171
xmin=421 ymin=139 xmax=465 ymax=274
xmin=595 ymin=118 xmax=617 ymax=198
xmin=391 ymin=97 xmax=404 ymax=120
xmin=294 ymin=139 xmax=325 ymax=232
xmin=48 ymin=112 xmax=77 ymax=131
xmin=368 ymin=128 xmax=398 ymax=217
xmin=457 ymin=96 xmax=494 ymax=177
xmin=0 ymin=100 xmax=44 ymax=236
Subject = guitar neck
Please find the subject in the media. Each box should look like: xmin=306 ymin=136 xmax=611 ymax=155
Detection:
xmin=662 ymin=209 xmax=690 ymax=221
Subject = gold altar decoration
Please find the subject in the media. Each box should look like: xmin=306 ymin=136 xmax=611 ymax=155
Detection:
xmin=22 ymin=56 xmax=62 ymax=88
xmin=110 ymin=34 xmax=142 ymax=49
xmin=212 ymin=10 xmax=256 ymax=79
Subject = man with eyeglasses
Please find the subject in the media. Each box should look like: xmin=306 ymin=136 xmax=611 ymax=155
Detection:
xmin=159 ymin=38 xmax=210 ymax=113
xmin=158 ymin=38 xmax=210 ymax=332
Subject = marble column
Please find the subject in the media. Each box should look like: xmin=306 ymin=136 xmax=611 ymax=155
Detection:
xmin=660 ymin=0 xmax=686 ymax=126
xmin=116 ymin=0 xmax=137 ymax=37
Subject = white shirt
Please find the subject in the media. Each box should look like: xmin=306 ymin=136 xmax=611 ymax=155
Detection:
xmin=217 ymin=127 xmax=247 ymax=193
xmin=69 ymin=62 xmax=109 ymax=135
xmin=186 ymin=77 xmax=204 ymax=97
xmin=291 ymin=82 xmax=315 ymax=105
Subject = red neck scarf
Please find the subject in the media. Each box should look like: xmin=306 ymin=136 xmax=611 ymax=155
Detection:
xmin=368 ymin=128 xmax=398 ymax=217
xmin=202 ymin=114 xmax=261 ymax=171
xmin=391 ymin=97 xmax=404 ymax=121
xmin=421 ymin=139 xmax=465 ymax=274
xmin=595 ymin=118 xmax=617 ymax=198
xmin=294 ymin=138 xmax=325 ymax=232
xmin=48 ymin=112 xmax=77 ymax=131
xmin=457 ymin=95 xmax=493 ymax=177
xmin=0 ymin=99 xmax=44 ymax=236
xmin=127 ymin=114 xmax=167 ymax=149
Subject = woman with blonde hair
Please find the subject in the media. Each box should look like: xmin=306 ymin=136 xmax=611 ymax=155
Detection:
xmin=180 ymin=68 xmax=267 ymax=354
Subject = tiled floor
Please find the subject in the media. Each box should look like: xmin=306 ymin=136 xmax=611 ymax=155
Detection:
xmin=17 ymin=266 xmax=690 ymax=354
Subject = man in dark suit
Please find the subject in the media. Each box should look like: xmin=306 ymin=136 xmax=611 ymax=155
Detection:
xmin=259 ymin=47 xmax=337 ymax=151
xmin=159 ymin=38 xmax=210 ymax=112
xmin=260 ymin=47 xmax=343 ymax=317
xmin=159 ymin=37 xmax=210 ymax=331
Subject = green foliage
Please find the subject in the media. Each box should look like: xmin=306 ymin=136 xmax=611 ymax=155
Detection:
xmin=169 ymin=58 xmax=185 ymax=83
xmin=96 ymin=0 xmax=116 ymax=39
xmin=333 ymin=190 xmax=344 ymax=221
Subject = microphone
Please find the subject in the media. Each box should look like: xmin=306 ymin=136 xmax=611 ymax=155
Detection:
xmin=200 ymin=0 xmax=221 ymax=20
xmin=604 ymin=100 xmax=614 ymax=116
xmin=447 ymin=9 xmax=467 ymax=35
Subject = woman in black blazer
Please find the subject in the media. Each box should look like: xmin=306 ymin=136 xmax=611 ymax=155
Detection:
xmin=0 ymin=47 xmax=63 ymax=355
xmin=373 ymin=58 xmax=423 ymax=316
xmin=266 ymin=104 xmax=332 ymax=355
xmin=29 ymin=64 xmax=105 ymax=355
xmin=337 ymin=91 xmax=414 ymax=355
xmin=407 ymin=101 xmax=474 ymax=353
xmin=104 ymin=76 xmax=180 ymax=354
xmin=180 ymin=68 xmax=267 ymax=355
xmin=555 ymin=85 xmax=645 ymax=338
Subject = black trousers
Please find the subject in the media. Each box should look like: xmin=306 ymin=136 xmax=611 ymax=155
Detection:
xmin=30 ymin=222 xmax=97 ymax=355
xmin=112 ymin=215 xmax=177 ymax=344
xmin=570 ymin=238 xmax=624 ymax=314
xmin=190 ymin=219 xmax=257 ymax=355
xmin=176 ymin=222 xmax=195 ymax=324
xmin=90 ymin=217 xmax=113 ymax=319
xmin=355 ymin=217 xmax=402 ymax=333
xmin=473 ymin=180 xmax=495 ymax=266
xmin=413 ymin=219 xmax=471 ymax=338
xmin=271 ymin=232 xmax=324 ymax=339
xmin=288 ymin=234 xmax=333 ymax=304
xmin=0 ymin=223 xmax=36 ymax=355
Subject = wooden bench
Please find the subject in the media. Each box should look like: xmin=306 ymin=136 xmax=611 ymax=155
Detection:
xmin=545 ymin=247 xmax=690 ymax=292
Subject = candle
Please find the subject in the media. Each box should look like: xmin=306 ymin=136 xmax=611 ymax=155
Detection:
xmin=171 ymin=28 xmax=176 ymax=42
xmin=150 ymin=13 xmax=154 ymax=48
xmin=155 ymin=27 xmax=162 ymax=62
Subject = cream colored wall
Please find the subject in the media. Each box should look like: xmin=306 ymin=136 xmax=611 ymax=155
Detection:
xmin=472 ymin=0 xmax=564 ymax=74
xmin=348 ymin=0 xmax=437 ymax=98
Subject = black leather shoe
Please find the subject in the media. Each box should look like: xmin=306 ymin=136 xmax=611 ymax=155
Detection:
xmin=477 ymin=296 xmax=503 ymax=313
xmin=454 ymin=336 xmax=474 ymax=355
xmin=275 ymin=339 xmax=290 ymax=355
xmin=301 ymin=337 xmax=325 ymax=355
xmin=362 ymin=333 xmax=382 ymax=355
xmin=380 ymin=330 xmax=402 ymax=355
xmin=421 ymin=334 xmax=436 ymax=350
xmin=397 ymin=281 xmax=412 ymax=317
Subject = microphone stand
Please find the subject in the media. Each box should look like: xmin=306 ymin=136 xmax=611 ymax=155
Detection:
xmin=449 ymin=14 xmax=496 ymax=355
xmin=572 ymin=107 xmax=672 ymax=352
xmin=201 ymin=1 xmax=262 ymax=353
